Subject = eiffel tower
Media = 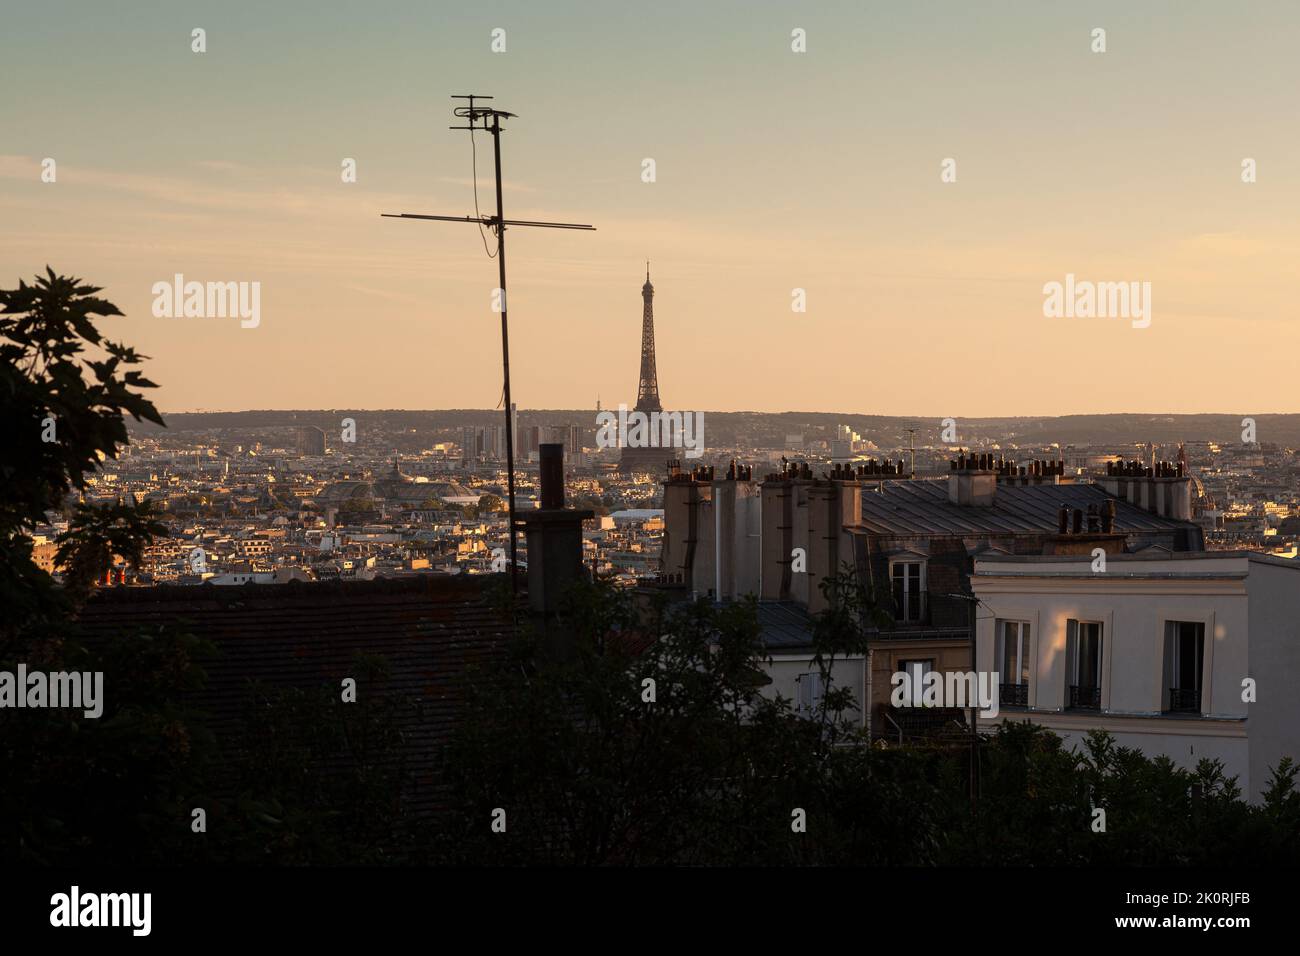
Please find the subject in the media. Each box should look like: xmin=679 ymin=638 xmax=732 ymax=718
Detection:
xmin=620 ymin=264 xmax=669 ymax=474
xmin=635 ymin=264 xmax=661 ymax=413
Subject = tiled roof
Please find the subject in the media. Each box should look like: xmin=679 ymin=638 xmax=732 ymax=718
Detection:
xmin=855 ymin=478 xmax=1196 ymax=537
xmin=75 ymin=575 xmax=516 ymax=816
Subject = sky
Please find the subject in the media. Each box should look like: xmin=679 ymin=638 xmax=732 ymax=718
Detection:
xmin=2 ymin=0 xmax=1298 ymax=417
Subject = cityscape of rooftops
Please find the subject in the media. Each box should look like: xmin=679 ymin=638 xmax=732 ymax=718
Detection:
xmin=1 ymin=0 xmax=1296 ymax=936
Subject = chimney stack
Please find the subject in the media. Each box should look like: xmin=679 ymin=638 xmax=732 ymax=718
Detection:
xmin=1098 ymin=458 xmax=1193 ymax=521
xmin=947 ymin=451 xmax=996 ymax=506
xmin=521 ymin=444 xmax=593 ymax=622
xmin=661 ymin=459 xmax=714 ymax=597
xmin=712 ymin=461 xmax=760 ymax=601
xmin=752 ymin=461 xmax=861 ymax=613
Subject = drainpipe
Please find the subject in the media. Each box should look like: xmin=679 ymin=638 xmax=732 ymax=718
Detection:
xmin=946 ymin=591 xmax=982 ymax=817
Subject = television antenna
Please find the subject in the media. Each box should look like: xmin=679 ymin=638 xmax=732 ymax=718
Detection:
xmin=383 ymin=95 xmax=596 ymax=593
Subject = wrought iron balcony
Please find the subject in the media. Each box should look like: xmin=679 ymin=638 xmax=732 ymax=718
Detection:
xmin=1068 ymin=684 xmax=1101 ymax=710
xmin=1167 ymin=687 xmax=1201 ymax=714
xmin=999 ymin=683 xmax=1029 ymax=708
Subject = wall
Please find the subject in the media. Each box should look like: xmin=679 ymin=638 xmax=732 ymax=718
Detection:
xmin=759 ymin=482 xmax=792 ymax=600
xmin=995 ymin=714 xmax=1250 ymax=791
xmin=1247 ymin=562 xmax=1300 ymax=802
xmin=869 ymin=639 xmax=971 ymax=735
xmin=973 ymin=554 xmax=1263 ymax=797
xmin=713 ymin=479 xmax=761 ymax=600
xmin=761 ymin=654 xmax=866 ymax=728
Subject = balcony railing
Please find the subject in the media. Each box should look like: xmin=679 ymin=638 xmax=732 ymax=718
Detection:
xmin=1068 ymin=684 xmax=1101 ymax=710
xmin=999 ymin=683 xmax=1029 ymax=708
xmin=1167 ymin=687 xmax=1201 ymax=714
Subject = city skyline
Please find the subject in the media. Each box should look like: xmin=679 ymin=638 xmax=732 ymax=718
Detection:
xmin=4 ymin=1 xmax=1300 ymax=417
xmin=8 ymin=1 xmax=1300 ymax=902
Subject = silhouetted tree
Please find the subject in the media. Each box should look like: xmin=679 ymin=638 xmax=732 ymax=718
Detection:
xmin=0 ymin=269 xmax=208 ymax=865
xmin=435 ymin=577 xmax=1300 ymax=866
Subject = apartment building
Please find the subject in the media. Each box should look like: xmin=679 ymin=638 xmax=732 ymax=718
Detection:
xmin=658 ymin=454 xmax=1205 ymax=733
xmin=971 ymin=551 xmax=1300 ymax=802
xmin=234 ymin=538 xmax=274 ymax=557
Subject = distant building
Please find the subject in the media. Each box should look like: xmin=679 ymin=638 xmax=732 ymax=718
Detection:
xmin=462 ymin=425 xmax=507 ymax=462
xmin=520 ymin=425 xmax=542 ymax=457
xmin=556 ymin=424 xmax=582 ymax=456
xmin=608 ymin=508 xmax=664 ymax=526
xmin=297 ymin=426 xmax=326 ymax=457
xmin=33 ymin=541 xmax=60 ymax=575
xmin=208 ymin=568 xmax=312 ymax=586
xmin=317 ymin=461 xmax=472 ymax=508
xmin=525 ymin=424 xmax=583 ymax=458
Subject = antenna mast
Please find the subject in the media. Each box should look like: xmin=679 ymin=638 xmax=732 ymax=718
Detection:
xmin=383 ymin=96 xmax=595 ymax=594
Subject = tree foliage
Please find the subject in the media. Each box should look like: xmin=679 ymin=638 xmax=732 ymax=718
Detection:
xmin=0 ymin=270 xmax=201 ymax=864
xmin=1 ymin=268 xmax=165 ymax=621
xmin=434 ymin=577 xmax=1300 ymax=866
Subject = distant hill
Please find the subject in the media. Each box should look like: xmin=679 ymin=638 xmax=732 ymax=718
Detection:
xmin=131 ymin=410 xmax=1300 ymax=449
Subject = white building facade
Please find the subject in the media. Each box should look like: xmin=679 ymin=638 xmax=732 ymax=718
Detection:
xmin=971 ymin=551 xmax=1300 ymax=802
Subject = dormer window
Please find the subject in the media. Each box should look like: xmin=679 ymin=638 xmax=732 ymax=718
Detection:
xmin=890 ymin=558 xmax=927 ymax=623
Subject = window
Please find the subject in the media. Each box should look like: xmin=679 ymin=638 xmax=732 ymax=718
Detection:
xmin=891 ymin=560 xmax=926 ymax=623
xmin=996 ymin=620 xmax=1032 ymax=707
xmin=1066 ymin=620 xmax=1103 ymax=710
xmin=796 ymin=671 xmax=824 ymax=715
xmin=1163 ymin=621 xmax=1204 ymax=713
xmin=896 ymin=659 xmax=934 ymax=707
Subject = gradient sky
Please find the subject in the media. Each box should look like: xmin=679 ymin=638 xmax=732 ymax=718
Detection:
xmin=3 ymin=0 xmax=1298 ymax=416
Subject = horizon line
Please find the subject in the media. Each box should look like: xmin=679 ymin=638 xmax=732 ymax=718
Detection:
xmin=147 ymin=408 xmax=1296 ymax=418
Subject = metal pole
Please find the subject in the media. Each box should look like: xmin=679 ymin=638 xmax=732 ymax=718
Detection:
xmin=969 ymin=596 xmax=979 ymax=814
xmin=491 ymin=113 xmax=519 ymax=592
xmin=946 ymin=592 xmax=981 ymax=818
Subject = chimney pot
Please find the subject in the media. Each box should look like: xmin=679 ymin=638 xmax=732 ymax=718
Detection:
xmin=1101 ymin=499 xmax=1116 ymax=533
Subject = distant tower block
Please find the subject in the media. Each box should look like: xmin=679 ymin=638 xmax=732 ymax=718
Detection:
xmin=297 ymin=425 xmax=326 ymax=457
xmin=621 ymin=264 xmax=671 ymax=475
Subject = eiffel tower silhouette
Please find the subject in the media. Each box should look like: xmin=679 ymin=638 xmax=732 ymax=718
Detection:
xmin=620 ymin=263 xmax=670 ymax=475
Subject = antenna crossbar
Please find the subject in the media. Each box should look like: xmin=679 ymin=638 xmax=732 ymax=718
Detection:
xmin=381 ymin=213 xmax=595 ymax=231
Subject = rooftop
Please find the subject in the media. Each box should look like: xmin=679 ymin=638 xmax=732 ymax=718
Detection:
xmin=76 ymin=575 xmax=516 ymax=816
xmin=974 ymin=549 xmax=1300 ymax=574
xmin=754 ymin=601 xmax=815 ymax=650
xmin=854 ymin=478 xmax=1196 ymax=537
